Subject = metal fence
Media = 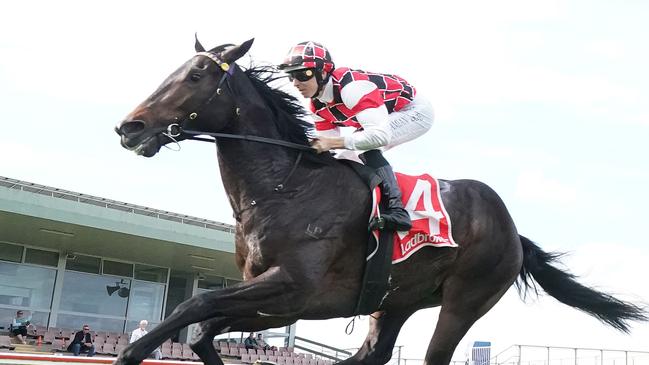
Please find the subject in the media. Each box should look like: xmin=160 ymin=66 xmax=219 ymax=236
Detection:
xmin=369 ymin=344 xmax=649 ymax=365
xmin=492 ymin=345 xmax=649 ymax=365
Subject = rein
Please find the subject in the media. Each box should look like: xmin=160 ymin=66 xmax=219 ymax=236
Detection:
xmin=167 ymin=125 xmax=315 ymax=152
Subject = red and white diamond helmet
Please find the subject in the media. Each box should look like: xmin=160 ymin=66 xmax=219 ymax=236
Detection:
xmin=278 ymin=41 xmax=335 ymax=73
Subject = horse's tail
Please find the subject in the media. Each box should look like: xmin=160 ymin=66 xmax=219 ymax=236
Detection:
xmin=516 ymin=235 xmax=647 ymax=332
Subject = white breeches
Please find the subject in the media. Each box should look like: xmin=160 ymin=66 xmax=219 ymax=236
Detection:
xmin=383 ymin=95 xmax=434 ymax=151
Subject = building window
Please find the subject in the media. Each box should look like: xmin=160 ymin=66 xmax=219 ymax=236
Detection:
xmin=127 ymin=280 xmax=166 ymax=323
xmin=0 ymin=308 xmax=50 ymax=330
xmin=66 ymin=254 xmax=101 ymax=274
xmin=56 ymin=313 xmax=125 ymax=333
xmin=24 ymin=248 xmax=59 ymax=267
xmin=198 ymin=276 xmax=225 ymax=290
xmin=0 ymin=261 xmax=56 ymax=309
xmin=59 ymin=271 xmax=130 ymax=317
xmin=0 ymin=242 xmax=23 ymax=263
xmin=226 ymin=278 xmax=241 ymax=287
xmin=103 ymin=260 xmax=134 ymax=278
xmin=134 ymin=264 xmax=168 ymax=283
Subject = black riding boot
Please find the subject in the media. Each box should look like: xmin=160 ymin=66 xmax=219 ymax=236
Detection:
xmin=360 ymin=150 xmax=412 ymax=232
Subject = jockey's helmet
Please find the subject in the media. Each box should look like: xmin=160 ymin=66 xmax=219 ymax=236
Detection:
xmin=278 ymin=41 xmax=335 ymax=74
xmin=278 ymin=41 xmax=334 ymax=98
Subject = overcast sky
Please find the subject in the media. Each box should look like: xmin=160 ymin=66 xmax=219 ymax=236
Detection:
xmin=1 ymin=0 xmax=648 ymax=363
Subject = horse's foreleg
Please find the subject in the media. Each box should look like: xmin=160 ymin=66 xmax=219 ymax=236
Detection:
xmin=114 ymin=266 xmax=313 ymax=365
xmin=337 ymin=310 xmax=414 ymax=365
xmin=189 ymin=318 xmax=230 ymax=365
xmin=190 ymin=316 xmax=297 ymax=365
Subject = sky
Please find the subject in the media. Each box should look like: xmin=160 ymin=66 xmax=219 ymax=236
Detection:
xmin=1 ymin=0 xmax=648 ymax=363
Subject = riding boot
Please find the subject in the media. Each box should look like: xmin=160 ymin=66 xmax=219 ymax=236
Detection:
xmin=360 ymin=150 xmax=412 ymax=232
xmin=372 ymin=165 xmax=412 ymax=231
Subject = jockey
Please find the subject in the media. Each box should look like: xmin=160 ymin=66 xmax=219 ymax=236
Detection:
xmin=278 ymin=41 xmax=434 ymax=232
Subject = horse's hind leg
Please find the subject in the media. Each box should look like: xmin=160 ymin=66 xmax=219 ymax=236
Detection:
xmin=424 ymin=256 xmax=520 ymax=364
xmin=337 ymin=310 xmax=414 ymax=365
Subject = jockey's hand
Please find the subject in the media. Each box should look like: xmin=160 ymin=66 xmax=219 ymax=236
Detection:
xmin=311 ymin=136 xmax=345 ymax=153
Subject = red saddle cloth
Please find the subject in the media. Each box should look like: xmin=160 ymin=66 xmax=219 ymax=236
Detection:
xmin=371 ymin=173 xmax=458 ymax=264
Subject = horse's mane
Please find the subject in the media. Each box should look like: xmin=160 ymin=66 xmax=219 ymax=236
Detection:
xmin=242 ymin=66 xmax=336 ymax=165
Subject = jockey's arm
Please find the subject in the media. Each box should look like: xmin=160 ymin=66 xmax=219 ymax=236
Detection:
xmin=312 ymin=106 xmax=391 ymax=152
xmin=311 ymin=80 xmax=392 ymax=152
xmin=343 ymin=105 xmax=391 ymax=150
xmin=341 ymin=79 xmax=392 ymax=150
xmin=312 ymin=120 xmax=346 ymax=152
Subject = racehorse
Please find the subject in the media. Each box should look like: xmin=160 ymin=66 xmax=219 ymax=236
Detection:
xmin=115 ymin=38 xmax=646 ymax=365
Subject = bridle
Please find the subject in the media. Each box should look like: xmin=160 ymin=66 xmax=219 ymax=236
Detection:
xmin=153 ymin=51 xmax=315 ymax=196
xmin=162 ymin=51 xmax=315 ymax=153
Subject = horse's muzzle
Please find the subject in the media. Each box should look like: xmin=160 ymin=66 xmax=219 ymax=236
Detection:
xmin=116 ymin=120 xmax=148 ymax=148
xmin=116 ymin=120 xmax=146 ymax=138
xmin=115 ymin=120 xmax=161 ymax=157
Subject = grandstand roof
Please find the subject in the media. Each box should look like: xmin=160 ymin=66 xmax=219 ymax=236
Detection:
xmin=0 ymin=176 xmax=239 ymax=278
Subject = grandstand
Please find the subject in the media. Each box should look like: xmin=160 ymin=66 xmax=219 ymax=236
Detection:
xmin=1 ymin=175 xmax=238 ymax=340
xmin=0 ymin=175 xmax=343 ymax=364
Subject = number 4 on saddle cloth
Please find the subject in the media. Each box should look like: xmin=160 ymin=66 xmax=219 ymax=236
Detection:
xmin=355 ymin=171 xmax=457 ymax=315
xmin=392 ymin=173 xmax=457 ymax=261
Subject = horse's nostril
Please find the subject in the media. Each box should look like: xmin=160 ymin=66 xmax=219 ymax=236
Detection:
xmin=120 ymin=121 xmax=146 ymax=136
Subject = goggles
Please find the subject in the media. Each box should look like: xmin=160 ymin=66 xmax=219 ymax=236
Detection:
xmin=287 ymin=69 xmax=315 ymax=82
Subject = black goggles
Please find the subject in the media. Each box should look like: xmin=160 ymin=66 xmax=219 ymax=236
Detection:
xmin=287 ymin=69 xmax=315 ymax=82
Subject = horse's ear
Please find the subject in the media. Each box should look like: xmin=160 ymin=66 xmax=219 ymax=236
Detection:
xmin=194 ymin=33 xmax=206 ymax=52
xmin=221 ymin=38 xmax=254 ymax=63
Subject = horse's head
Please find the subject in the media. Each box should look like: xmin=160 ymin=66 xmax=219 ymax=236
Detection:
xmin=116 ymin=37 xmax=254 ymax=157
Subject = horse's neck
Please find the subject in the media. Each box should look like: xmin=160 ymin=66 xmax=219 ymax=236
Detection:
xmin=215 ymin=105 xmax=298 ymax=216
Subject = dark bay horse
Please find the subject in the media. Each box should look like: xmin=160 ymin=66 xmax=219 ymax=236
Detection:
xmin=115 ymin=39 xmax=646 ymax=365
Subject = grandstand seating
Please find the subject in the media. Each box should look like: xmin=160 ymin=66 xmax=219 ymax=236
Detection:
xmin=114 ymin=344 xmax=126 ymax=356
xmin=0 ymin=335 xmax=15 ymax=350
xmin=42 ymin=330 xmax=56 ymax=344
xmin=1 ymin=326 xmax=337 ymax=364
xmin=100 ymin=344 xmax=111 ymax=355
xmin=160 ymin=346 xmax=172 ymax=359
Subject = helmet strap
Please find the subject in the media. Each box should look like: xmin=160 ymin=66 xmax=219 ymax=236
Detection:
xmin=312 ymin=70 xmax=331 ymax=99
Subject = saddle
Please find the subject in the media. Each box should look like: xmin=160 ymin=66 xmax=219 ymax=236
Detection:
xmin=342 ymin=161 xmax=458 ymax=315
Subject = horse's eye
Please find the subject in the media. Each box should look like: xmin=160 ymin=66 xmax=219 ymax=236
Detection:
xmin=190 ymin=73 xmax=201 ymax=82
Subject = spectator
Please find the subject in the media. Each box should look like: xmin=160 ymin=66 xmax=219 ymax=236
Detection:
xmin=67 ymin=324 xmax=95 ymax=357
xmin=244 ymin=332 xmax=258 ymax=350
xmin=130 ymin=320 xmax=161 ymax=359
xmin=10 ymin=310 xmax=32 ymax=345
xmin=256 ymin=333 xmax=277 ymax=352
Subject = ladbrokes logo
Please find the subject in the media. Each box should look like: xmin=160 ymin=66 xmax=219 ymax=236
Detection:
xmin=400 ymin=232 xmax=451 ymax=256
